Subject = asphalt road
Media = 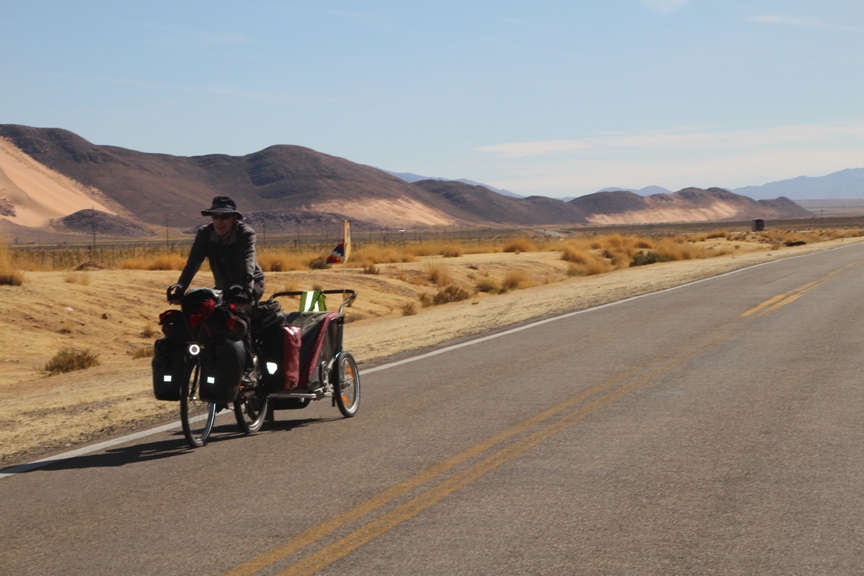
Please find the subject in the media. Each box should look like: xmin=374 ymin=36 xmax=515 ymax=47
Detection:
xmin=3 ymin=243 xmax=864 ymax=575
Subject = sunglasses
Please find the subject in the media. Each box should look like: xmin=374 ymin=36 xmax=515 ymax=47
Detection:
xmin=211 ymin=214 xmax=235 ymax=220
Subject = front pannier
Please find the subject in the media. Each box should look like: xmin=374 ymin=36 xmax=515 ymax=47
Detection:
xmin=159 ymin=288 xmax=246 ymax=344
xmin=152 ymin=337 xmax=185 ymax=401
xmin=198 ymin=339 xmax=245 ymax=403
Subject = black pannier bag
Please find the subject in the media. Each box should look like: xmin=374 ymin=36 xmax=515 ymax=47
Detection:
xmin=159 ymin=288 xmax=246 ymax=344
xmin=251 ymin=299 xmax=284 ymax=334
xmin=258 ymin=324 xmax=301 ymax=391
xmin=198 ymin=339 xmax=245 ymax=403
xmin=152 ymin=337 xmax=185 ymax=401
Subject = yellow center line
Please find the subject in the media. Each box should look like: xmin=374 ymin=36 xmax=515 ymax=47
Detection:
xmin=740 ymin=265 xmax=856 ymax=318
xmin=225 ymin=328 xmax=729 ymax=576
xmin=276 ymin=334 xmax=722 ymax=576
xmin=222 ymin=375 xmax=632 ymax=576
xmin=228 ymin=262 xmax=859 ymax=575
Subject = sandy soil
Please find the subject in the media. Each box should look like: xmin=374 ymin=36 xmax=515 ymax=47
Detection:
xmin=2 ymin=237 xmax=861 ymax=467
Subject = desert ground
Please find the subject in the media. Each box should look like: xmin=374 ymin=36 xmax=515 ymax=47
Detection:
xmin=2 ymin=236 xmax=862 ymax=467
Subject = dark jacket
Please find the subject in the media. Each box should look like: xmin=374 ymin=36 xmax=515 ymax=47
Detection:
xmin=177 ymin=221 xmax=265 ymax=301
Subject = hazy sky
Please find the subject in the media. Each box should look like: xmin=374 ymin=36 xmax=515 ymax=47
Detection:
xmin=2 ymin=0 xmax=863 ymax=197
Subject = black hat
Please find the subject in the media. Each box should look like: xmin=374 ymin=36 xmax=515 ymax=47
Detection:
xmin=201 ymin=196 xmax=243 ymax=219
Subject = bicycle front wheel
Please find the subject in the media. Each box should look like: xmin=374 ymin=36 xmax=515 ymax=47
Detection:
xmin=180 ymin=358 xmax=216 ymax=448
xmin=234 ymin=387 xmax=270 ymax=434
xmin=334 ymin=352 xmax=360 ymax=417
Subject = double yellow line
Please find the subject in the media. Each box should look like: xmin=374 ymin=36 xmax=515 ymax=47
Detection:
xmin=226 ymin=264 xmax=854 ymax=575
xmin=224 ymin=330 xmax=730 ymax=576
xmin=740 ymin=264 xmax=853 ymax=318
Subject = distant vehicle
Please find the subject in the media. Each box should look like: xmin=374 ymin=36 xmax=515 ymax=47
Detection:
xmin=752 ymin=219 xmax=765 ymax=232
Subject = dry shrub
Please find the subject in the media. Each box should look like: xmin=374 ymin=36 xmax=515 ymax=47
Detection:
xmin=440 ymin=245 xmax=463 ymax=258
xmin=432 ymin=285 xmax=471 ymax=305
xmin=501 ymin=270 xmax=533 ymax=292
xmin=121 ymin=254 xmax=186 ymax=271
xmin=401 ymin=302 xmax=417 ymax=316
xmin=140 ymin=325 xmax=158 ymax=338
xmin=0 ymin=271 xmax=24 ymax=286
xmin=475 ymin=277 xmax=499 ymax=293
xmin=131 ymin=346 xmax=152 ymax=359
xmin=44 ymin=348 xmax=100 ymax=375
xmin=257 ymin=248 xmax=320 ymax=272
xmin=354 ymin=244 xmax=416 ymax=265
xmin=0 ymin=242 xmax=24 ymax=286
xmin=425 ymin=261 xmax=452 ymax=286
xmin=503 ymin=237 xmax=536 ymax=253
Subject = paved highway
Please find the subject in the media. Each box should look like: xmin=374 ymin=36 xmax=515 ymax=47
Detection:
xmin=3 ymin=243 xmax=864 ymax=575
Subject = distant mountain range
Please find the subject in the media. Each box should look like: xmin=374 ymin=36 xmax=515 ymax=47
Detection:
xmin=733 ymin=168 xmax=864 ymax=200
xmin=0 ymin=124 xmax=817 ymax=239
xmin=392 ymin=169 xmax=864 ymax=203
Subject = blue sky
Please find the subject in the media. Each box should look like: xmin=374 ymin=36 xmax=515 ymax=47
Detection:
xmin=2 ymin=0 xmax=863 ymax=198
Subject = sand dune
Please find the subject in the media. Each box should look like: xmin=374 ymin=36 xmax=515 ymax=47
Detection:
xmin=0 ymin=138 xmax=117 ymax=228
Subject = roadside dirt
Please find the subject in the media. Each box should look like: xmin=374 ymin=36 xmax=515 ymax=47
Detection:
xmin=2 ymin=237 xmax=860 ymax=467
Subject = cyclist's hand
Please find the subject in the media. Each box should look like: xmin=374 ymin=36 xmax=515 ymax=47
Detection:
xmin=167 ymin=284 xmax=184 ymax=304
xmin=226 ymin=284 xmax=250 ymax=303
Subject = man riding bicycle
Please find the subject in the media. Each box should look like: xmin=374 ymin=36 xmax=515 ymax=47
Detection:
xmin=168 ymin=196 xmax=265 ymax=386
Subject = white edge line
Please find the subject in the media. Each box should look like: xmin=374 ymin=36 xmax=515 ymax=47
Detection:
xmin=1 ymin=243 xmax=853 ymax=479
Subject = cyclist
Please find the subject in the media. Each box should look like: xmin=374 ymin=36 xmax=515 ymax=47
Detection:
xmin=168 ymin=196 xmax=265 ymax=386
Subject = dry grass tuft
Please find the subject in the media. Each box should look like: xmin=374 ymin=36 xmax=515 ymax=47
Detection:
xmin=425 ymin=261 xmax=452 ymax=286
xmin=0 ymin=242 xmax=24 ymax=286
xmin=501 ymin=270 xmax=533 ymax=292
xmin=503 ymin=237 xmax=536 ymax=253
xmin=121 ymin=253 xmax=186 ymax=271
xmin=44 ymin=348 xmax=100 ymax=375
xmin=432 ymin=285 xmax=471 ymax=305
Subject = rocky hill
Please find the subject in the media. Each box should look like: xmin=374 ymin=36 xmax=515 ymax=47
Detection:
xmin=0 ymin=124 xmax=812 ymax=239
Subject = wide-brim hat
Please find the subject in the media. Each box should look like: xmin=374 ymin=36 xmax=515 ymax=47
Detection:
xmin=201 ymin=196 xmax=243 ymax=219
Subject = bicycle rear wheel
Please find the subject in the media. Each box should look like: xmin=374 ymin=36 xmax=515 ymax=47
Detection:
xmin=180 ymin=358 xmax=216 ymax=447
xmin=234 ymin=387 xmax=270 ymax=434
xmin=334 ymin=352 xmax=360 ymax=417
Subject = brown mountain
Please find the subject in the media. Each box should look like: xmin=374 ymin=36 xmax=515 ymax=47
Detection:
xmin=573 ymin=187 xmax=812 ymax=226
xmin=0 ymin=124 xmax=811 ymax=238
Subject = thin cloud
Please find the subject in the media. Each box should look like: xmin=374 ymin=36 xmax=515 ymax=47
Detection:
xmin=479 ymin=122 xmax=864 ymax=158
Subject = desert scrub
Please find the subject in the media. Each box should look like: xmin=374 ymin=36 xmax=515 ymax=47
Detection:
xmin=432 ymin=285 xmax=471 ymax=305
xmin=121 ymin=253 xmax=186 ymax=271
xmin=560 ymin=244 xmax=611 ymax=276
xmin=0 ymin=241 xmax=24 ymax=286
xmin=130 ymin=346 xmax=152 ymax=359
xmin=425 ymin=261 xmax=452 ymax=286
xmin=474 ymin=277 xmax=500 ymax=293
xmin=500 ymin=270 xmax=533 ymax=292
xmin=44 ymin=348 xmax=100 ymax=375
xmin=503 ymin=237 xmax=536 ymax=253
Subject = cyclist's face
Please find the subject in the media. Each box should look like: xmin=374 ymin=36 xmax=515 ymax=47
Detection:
xmin=212 ymin=214 xmax=237 ymax=235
